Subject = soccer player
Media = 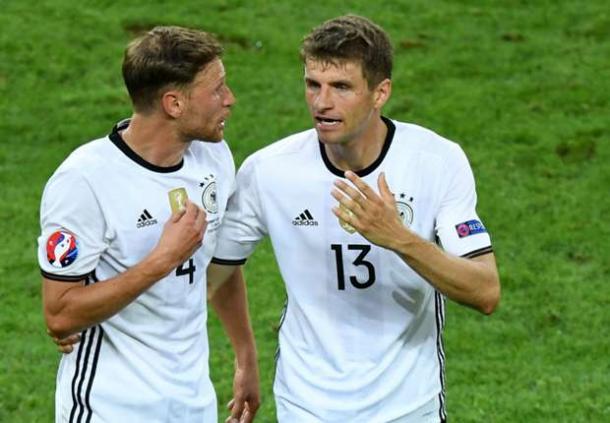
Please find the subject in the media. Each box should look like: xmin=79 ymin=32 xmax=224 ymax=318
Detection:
xmin=211 ymin=15 xmax=501 ymax=422
xmin=39 ymin=26 xmax=259 ymax=423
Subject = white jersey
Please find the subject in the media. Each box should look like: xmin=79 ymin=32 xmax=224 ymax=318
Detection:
xmin=214 ymin=118 xmax=493 ymax=423
xmin=38 ymin=120 xmax=235 ymax=423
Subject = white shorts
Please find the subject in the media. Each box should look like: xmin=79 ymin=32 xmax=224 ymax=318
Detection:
xmin=276 ymin=395 xmax=443 ymax=423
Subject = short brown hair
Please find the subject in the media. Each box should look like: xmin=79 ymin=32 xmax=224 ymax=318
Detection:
xmin=301 ymin=15 xmax=393 ymax=88
xmin=122 ymin=26 xmax=223 ymax=112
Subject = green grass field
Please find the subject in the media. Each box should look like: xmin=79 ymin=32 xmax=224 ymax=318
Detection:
xmin=1 ymin=0 xmax=609 ymax=421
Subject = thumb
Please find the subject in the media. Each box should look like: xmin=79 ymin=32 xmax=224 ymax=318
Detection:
xmin=378 ymin=172 xmax=394 ymax=203
xmin=170 ymin=199 xmax=190 ymax=222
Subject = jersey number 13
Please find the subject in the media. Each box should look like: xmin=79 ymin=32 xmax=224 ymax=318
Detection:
xmin=331 ymin=244 xmax=376 ymax=290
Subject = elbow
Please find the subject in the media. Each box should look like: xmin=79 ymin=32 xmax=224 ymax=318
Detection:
xmin=479 ymin=280 xmax=501 ymax=316
xmin=45 ymin=312 xmax=75 ymax=340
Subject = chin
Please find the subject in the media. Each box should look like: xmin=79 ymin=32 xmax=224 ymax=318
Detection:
xmin=198 ymin=130 xmax=224 ymax=143
xmin=317 ymin=133 xmax=344 ymax=145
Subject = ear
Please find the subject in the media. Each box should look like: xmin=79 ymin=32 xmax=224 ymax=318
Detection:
xmin=373 ymin=78 xmax=392 ymax=109
xmin=161 ymin=90 xmax=185 ymax=118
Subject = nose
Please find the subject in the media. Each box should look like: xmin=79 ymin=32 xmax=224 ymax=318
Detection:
xmin=224 ymin=86 xmax=236 ymax=107
xmin=314 ymin=86 xmax=333 ymax=111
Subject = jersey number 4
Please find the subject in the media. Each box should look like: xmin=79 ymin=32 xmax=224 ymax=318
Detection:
xmin=176 ymin=258 xmax=196 ymax=284
xmin=331 ymin=244 xmax=376 ymax=290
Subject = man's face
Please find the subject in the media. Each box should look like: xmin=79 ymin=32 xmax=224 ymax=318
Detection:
xmin=180 ymin=58 xmax=235 ymax=142
xmin=304 ymin=59 xmax=381 ymax=146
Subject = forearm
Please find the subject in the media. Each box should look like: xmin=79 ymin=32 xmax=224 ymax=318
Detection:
xmin=210 ymin=268 xmax=257 ymax=365
xmin=44 ymin=252 xmax=172 ymax=338
xmin=391 ymin=230 xmax=500 ymax=314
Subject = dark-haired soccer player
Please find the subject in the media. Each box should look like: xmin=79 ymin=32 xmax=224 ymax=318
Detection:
xmin=212 ymin=15 xmax=500 ymax=422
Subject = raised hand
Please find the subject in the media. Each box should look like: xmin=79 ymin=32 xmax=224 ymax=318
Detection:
xmin=152 ymin=199 xmax=208 ymax=272
xmin=331 ymin=171 xmax=410 ymax=250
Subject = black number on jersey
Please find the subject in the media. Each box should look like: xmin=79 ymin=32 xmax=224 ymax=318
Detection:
xmin=176 ymin=258 xmax=196 ymax=284
xmin=331 ymin=244 xmax=376 ymax=290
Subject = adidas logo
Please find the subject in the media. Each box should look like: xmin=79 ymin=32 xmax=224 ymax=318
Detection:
xmin=136 ymin=209 xmax=158 ymax=228
xmin=292 ymin=209 xmax=318 ymax=226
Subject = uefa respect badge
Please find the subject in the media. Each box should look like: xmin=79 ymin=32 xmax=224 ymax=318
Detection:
xmin=455 ymin=220 xmax=487 ymax=238
xmin=46 ymin=230 xmax=78 ymax=268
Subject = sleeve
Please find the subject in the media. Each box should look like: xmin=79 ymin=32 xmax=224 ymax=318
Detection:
xmin=435 ymin=144 xmax=493 ymax=258
xmin=212 ymin=156 xmax=267 ymax=264
xmin=37 ymin=168 xmax=107 ymax=281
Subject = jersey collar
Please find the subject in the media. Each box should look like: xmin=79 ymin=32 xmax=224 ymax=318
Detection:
xmin=319 ymin=116 xmax=395 ymax=178
xmin=109 ymin=119 xmax=184 ymax=173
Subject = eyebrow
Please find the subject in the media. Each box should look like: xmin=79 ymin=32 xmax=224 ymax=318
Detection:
xmin=304 ymin=77 xmax=352 ymax=87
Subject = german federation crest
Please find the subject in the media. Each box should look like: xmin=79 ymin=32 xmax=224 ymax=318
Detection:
xmin=46 ymin=230 xmax=78 ymax=268
xmin=200 ymin=174 xmax=218 ymax=214
xmin=394 ymin=192 xmax=414 ymax=227
xmin=396 ymin=201 xmax=413 ymax=226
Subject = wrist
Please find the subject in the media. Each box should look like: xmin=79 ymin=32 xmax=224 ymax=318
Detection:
xmin=389 ymin=228 xmax=429 ymax=257
xmin=139 ymin=249 xmax=176 ymax=281
xmin=235 ymin=346 xmax=258 ymax=368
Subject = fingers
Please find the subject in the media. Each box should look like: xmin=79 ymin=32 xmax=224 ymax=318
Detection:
xmin=331 ymin=204 xmax=357 ymax=229
xmin=332 ymin=174 xmax=373 ymax=213
xmin=240 ymin=407 xmax=253 ymax=423
xmin=177 ymin=200 xmax=207 ymax=244
xmin=170 ymin=200 xmax=189 ymax=222
xmin=377 ymin=172 xmax=394 ymax=203
xmin=57 ymin=334 xmax=81 ymax=346
xmin=225 ymin=397 xmax=259 ymax=423
xmin=331 ymin=185 xmax=361 ymax=215
xmin=225 ymin=398 xmax=244 ymax=423
xmin=52 ymin=333 xmax=81 ymax=354
xmin=58 ymin=344 xmax=74 ymax=353
xmin=344 ymin=171 xmax=377 ymax=199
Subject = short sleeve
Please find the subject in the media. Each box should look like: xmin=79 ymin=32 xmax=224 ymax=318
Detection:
xmin=435 ymin=145 xmax=493 ymax=258
xmin=38 ymin=168 xmax=107 ymax=281
xmin=212 ymin=156 xmax=267 ymax=264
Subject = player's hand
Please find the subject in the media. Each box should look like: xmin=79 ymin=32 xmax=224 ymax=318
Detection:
xmin=47 ymin=328 xmax=80 ymax=354
xmin=332 ymin=171 xmax=410 ymax=250
xmin=225 ymin=360 xmax=260 ymax=423
xmin=153 ymin=199 xmax=208 ymax=271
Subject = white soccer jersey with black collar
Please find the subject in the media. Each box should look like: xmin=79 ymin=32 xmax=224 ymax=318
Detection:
xmin=38 ymin=120 xmax=235 ymax=423
xmin=214 ymin=117 xmax=493 ymax=423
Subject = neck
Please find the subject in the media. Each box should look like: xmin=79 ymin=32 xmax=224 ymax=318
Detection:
xmin=324 ymin=115 xmax=388 ymax=172
xmin=120 ymin=113 xmax=189 ymax=167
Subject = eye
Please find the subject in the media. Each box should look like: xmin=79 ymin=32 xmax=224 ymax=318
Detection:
xmin=215 ymin=83 xmax=227 ymax=96
xmin=305 ymin=79 xmax=320 ymax=90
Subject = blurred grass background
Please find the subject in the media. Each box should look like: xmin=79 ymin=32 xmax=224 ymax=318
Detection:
xmin=1 ymin=0 xmax=608 ymax=421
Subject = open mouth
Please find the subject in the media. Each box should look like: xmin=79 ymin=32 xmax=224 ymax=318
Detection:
xmin=315 ymin=116 xmax=341 ymax=126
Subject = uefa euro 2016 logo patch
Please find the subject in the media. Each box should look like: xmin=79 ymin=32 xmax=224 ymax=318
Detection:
xmin=46 ymin=230 xmax=78 ymax=268
xmin=455 ymin=220 xmax=487 ymax=238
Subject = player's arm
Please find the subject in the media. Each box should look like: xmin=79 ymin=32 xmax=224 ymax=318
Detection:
xmin=207 ymin=263 xmax=260 ymax=423
xmin=332 ymin=171 xmax=500 ymax=315
xmin=44 ymin=201 xmax=207 ymax=339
